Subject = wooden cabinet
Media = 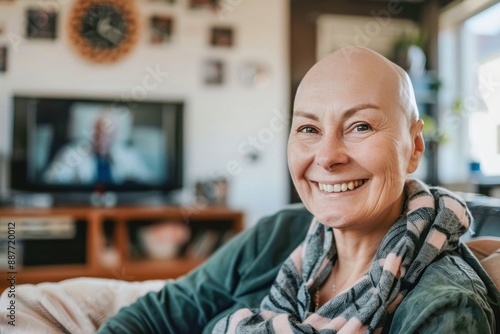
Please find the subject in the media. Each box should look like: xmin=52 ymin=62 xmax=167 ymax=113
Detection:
xmin=0 ymin=206 xmax=243 ymax=291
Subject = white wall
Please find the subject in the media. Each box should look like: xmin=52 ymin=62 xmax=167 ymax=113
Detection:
xmin=0 ymin=0 xmax=290 ymax=227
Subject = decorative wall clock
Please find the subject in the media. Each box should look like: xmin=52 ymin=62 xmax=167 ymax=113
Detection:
xmin=67 ymin=0 xmax=140 ymax=63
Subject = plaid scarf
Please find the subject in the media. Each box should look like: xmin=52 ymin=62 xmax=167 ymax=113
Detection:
xmin=213 ymin=179 xmax=472 ymax=333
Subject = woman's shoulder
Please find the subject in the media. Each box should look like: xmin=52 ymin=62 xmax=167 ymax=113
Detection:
xmin=405 ymin=250 xmax=492 ymax=310
xmin=424 ymin=250 xmax=490 ymax=291
xmin=389 ymin=251 xmax=497 ymax=333
xmin=215 ymin=204 xmax=313 ymax=265
xmin=253 ymin=203 xmax=313 ymax=233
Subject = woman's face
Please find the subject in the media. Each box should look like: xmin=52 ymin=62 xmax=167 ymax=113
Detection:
xmin=287 ymin=53 xmax=423 ymax=230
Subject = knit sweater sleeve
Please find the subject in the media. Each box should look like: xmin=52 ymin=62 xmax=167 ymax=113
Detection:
xmin=96 ymin=206 xmax=312 ymax=334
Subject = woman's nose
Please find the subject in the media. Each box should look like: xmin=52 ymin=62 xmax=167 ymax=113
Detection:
xmin=314 ymin=135 xmax=349 ymax=171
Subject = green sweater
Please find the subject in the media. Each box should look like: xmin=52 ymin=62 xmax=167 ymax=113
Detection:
xmin=98 ymin=205 xmax=500 ymax=333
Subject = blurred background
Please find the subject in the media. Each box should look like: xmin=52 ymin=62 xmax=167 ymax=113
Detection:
xmin=0 ymin=0 xmax=499 ymax=227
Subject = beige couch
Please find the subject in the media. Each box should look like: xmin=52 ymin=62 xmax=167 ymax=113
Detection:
xmin=0 ymin=278 xmax=165 ymax=333
xmin=466 ymin=237 xmax=500 ymax=289
xmin=1 ymin=238 xmax=499 ymax=333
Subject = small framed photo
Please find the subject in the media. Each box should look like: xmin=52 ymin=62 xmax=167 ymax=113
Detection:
xmin=25 ymin=8 xmax=57 ymax=40
xmin=210 ymin=27 xmax=233 ymax=47
xmin=202 ymin=59 xmax=224 ymax=85
xmin=0 ymin=46 xmax=7 ymax=73
xmin=238 ymin=62 xmax=271 ymax=88
xmin=150 ymin=16 xmax=174 ymax=44
xmin=210 ymin=27 xmax=234 ymax=47
xmin=190 ymin=0 xmax=218 ymax=9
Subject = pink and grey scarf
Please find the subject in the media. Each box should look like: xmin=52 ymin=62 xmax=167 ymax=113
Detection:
xmin=213 ymin=179 xmax=472 ymax=333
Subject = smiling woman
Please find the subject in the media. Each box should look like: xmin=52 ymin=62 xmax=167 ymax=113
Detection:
xmin=13 ymin=47 xmax=497 ymax=334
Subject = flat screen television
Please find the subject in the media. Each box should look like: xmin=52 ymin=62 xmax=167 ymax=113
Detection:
xmin=10 ymin=96 xmax=183 ymax=202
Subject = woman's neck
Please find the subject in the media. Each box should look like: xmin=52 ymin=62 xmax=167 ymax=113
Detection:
xmin=316 ymin=191 xmax=407 ymax=308
xmin=316 ymin=188 xmax=409 ymax=310
xmin=333 ymin=233 xmax=381 ymax=289
xmin=332 ymin=194 xmax=406 ymax=285
xmin=334 ymin=227 xmax=386 ymax=269
xmin=318 ymin=229 xmax=389 ymax=304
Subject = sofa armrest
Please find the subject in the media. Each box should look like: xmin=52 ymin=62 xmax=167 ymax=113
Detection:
xmin=466 ymin=236 xmax=500 ymax=290
xmin=466 ymin=237 xmax=500 ymax=260
xmin=0 ymin=277 xmax=166 ymax=333
xmin=480 ymin=249 xmax=500 ymax=290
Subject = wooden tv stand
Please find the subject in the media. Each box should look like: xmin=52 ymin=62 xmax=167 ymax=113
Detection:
xmin=0 ymin=206 xmax=244 ymax=291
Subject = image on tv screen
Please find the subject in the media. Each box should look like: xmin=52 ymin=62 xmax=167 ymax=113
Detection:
xmin=31 ymin=101 xmax=168 ymax=187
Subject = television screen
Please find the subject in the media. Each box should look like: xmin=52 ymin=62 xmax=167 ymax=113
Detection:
xmin=11 ymin=96 xmax=183 ymax=195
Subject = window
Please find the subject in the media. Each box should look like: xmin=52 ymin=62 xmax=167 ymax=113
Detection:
xmin=464 ymin=3 xmax=500 ymax=179
xmin=438 ymin=0 xmax=500 ymax=187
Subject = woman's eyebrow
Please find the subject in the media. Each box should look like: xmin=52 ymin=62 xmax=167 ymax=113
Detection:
xmin=343 ymin=103 xmax=380 ymax=118
xmin=292 ymin=111 xmax=319 ymax=121
xmin=293 ymin=104 xmax=380 ymax=121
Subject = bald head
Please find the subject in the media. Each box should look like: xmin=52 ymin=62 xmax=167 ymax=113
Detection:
xmin=93 ymin=112 xmax=117 ymax=155
xmin=295 ymin=47 xmax=419 ymax=124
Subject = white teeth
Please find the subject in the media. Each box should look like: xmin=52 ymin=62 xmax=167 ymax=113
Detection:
xmin=318 ymin=180 xmax=365 ymax=193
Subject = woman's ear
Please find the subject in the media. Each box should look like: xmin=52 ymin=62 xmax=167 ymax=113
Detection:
xmin=407 ymin=119 xmax=425 ymax=174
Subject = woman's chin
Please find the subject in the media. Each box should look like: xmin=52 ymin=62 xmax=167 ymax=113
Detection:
xmin=313 ymin=210 xmax=354 ymax=228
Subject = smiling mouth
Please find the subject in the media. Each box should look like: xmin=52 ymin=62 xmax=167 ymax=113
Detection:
xmin=317 ymin=179 xmax=367 ymax=193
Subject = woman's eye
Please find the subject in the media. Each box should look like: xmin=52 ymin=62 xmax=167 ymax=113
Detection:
xmin=298 ymin=126 xmax=318 ymax=134
xmin=354 ymin=123 xmax=371 ymax=132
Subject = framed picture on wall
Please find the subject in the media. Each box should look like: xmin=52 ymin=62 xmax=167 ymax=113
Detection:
xmin=150 ymin=16 xmax=174 ymax=44
xmin=0 ymin=46 xmax=7 ymax=73
xmin=210 ymin=27 xmax=233 ymax=47
xmin=25 ymin=8 xmax=57 ymax=40
xmin=202 ymin=59 xmax=224 ymax=85
xmin=189 ymin=0 xmax=218 ymax=9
